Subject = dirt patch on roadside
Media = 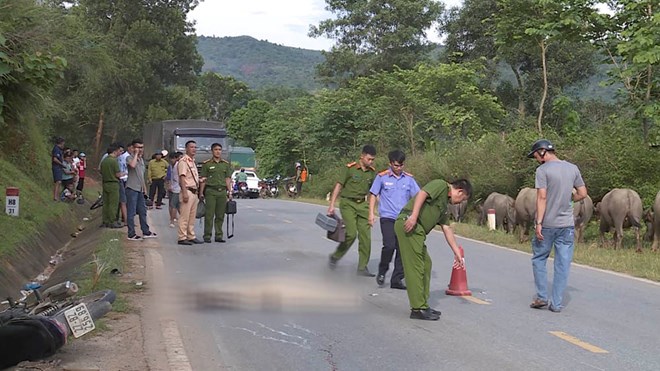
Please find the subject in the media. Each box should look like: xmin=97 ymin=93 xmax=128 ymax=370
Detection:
xmin=5 ymin=207 xmax=150 ymax=370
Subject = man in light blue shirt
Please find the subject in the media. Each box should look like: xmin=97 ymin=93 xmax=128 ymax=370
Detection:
xmin=369 ymin=150 xmax=420 ymax=289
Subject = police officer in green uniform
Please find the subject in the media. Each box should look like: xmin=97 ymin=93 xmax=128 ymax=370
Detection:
xmin=327 ymin=145 xmax=377 ymax=276
xmin=100 ymin=144 xmax=124 ymax=228
xmin=395 ymin=178 xmax=472 ymax=320
xmin=199 ymin=143 xmax=233 ymax=243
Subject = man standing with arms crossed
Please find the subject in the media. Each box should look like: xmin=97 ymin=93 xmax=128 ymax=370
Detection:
xmin=177 ymin=140 xmax=203 ymax=245
xmin=369 ymin=150 xmax=420 ymax=289
xmin=395 ymin=178 xmax=472 ymax=320
xmin=327 ymin=145 xmax=377 ymax=276
xmin=199 ymin=143 xmax=233 ymax=243
xmin=527 ymin=139 xmax=587 ymax=313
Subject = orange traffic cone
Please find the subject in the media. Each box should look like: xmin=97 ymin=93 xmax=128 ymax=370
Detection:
xmin=446 ymin=246 xmax=472 ymax=296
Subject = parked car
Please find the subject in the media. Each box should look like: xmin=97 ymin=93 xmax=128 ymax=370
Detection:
xmin=231 ymin=170 xmax=260 ymax=198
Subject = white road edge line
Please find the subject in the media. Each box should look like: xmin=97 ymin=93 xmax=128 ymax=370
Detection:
xmin=147 ymin=249 xmax=194 ymax=371
xmin=433 ymin=229 xmax=660 ymax=287
xmin=291 ymin=202 xmax=660 ymax=287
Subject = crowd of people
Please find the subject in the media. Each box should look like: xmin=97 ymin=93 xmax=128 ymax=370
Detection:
xmin=51 ymin=137 xmax=87 ymax=203
xmin=326 ymin=140 xmax=586 ymax=320
xmin=53 ymin=137 xmax=235 ymax=245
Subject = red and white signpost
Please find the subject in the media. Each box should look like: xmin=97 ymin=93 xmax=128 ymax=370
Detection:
xmin=5 ymin=187 xmax=19 ymax=217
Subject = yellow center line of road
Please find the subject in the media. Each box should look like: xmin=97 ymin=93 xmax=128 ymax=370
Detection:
xmin=460 ymin=296 xmax=491 ymax=305
xmin=549 ymin=331 xmax=609 ymax=354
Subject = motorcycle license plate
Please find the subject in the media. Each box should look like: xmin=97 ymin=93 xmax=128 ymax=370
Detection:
xmin=64 ymin=303 xmax=95 ymax=338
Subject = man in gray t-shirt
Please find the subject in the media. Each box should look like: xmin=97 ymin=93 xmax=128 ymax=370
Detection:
xmin=125 ymin=139 xmax=157 ymax=241
xmin=527 ymin=139 xmax=587 ymax=313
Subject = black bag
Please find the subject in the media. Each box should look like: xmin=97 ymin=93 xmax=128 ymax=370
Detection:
xmin=196 ymin=199 xmax=206 ymax=219
xmin=225 ymin=200 xmax=236 ymax=238
xmin=0 ymin=317 xmax=67 ymax=369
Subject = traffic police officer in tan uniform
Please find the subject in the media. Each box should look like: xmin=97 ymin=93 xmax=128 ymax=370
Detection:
xmin=199 ymin=143 xmax=233 ymax=243
xmin=327 ymin=145 xmax=377 ymax=276
xmin=395 ymin=178 xmax=472 ymax=320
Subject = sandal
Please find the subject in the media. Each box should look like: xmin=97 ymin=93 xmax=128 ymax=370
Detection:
xmin=530 ymin=299 xmax=548 ymax=309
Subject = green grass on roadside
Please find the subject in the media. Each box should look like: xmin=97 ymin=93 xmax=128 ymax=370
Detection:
xmin=75 ymin=230 xmax=135 ymax=313
xmin=453 ymin=222 xmax=660 ymax=282
xmin=0 ymin=159 xmax=72 ymax=256
xmin=287 ymin=196 xmax=660 ymax=282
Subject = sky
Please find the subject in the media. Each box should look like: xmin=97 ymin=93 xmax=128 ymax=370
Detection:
xmin=188 ymin=0 xmax=464 ymax=51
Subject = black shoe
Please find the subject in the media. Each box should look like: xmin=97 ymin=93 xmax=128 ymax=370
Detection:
xmin=328 ymin=255 xmax=338 ymax=270
xmin=177 ymin=240 xmax=193 ymax=245
xmin=410 ymin=308 xmax=440 ymax=320
xmin=376 ymin=274 xmax=385 ymax=286
xmin=188 ymin=239 xmax=204 ymax=244
xmin=204 ymin=238 xmax=212 ymax=243
xmin=357 ymin=268 xmax=376 ymax=277
xmin=429 ymin=308 xmax=441 ymax=316
xmin=215 ymin=238 xmax=226 ymax=243
xmin=390 ymin=281 xmax=407 ymax=290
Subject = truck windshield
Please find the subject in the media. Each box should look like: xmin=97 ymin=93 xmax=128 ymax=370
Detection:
xmin=175 ymin=137 xmax=227 ymax=152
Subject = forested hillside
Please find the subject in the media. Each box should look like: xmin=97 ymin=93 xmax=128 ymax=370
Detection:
xmin=197 ymin=36 xmax=324 ymax=90
xmin=1 ymin=0 xmax=658 ymax=241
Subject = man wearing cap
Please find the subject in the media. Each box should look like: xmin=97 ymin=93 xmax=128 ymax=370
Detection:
xmin=327 ymin=145 xmax=377 ymax=276
xmin=369 ymin=150 xmax=420 ymax=289
xmin=148 ymin=151 xmax=169 ymax=209
xmin=199 ymin=143 xmax=233 ymax=243
xmin=527 ymin=139 xmax=588 ymax=313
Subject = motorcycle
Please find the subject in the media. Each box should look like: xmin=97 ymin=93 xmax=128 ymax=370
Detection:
xmin=282 ymin=176 xmax=298 ymax=198
xmin=259 ymin=175 xmax=281 ymax=199
xmin=233 ymin=181 xmax=249 ymax=199
xmin=1 ymin=280 xmax=115 ymax=368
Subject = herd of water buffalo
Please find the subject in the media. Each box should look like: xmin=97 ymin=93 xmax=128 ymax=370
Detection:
xmin=447 ymin=189 xmax=660 ymax=252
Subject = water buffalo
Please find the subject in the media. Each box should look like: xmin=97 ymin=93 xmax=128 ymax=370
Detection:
xmin=514 ymin=187 xmax=537 ymax=243
xmin=479 ymin=192 xmax=516 ymax=233
xmin=447 ymin=200 xmax=468 ymax=222
xmin=598 ymin=188 xmax=643 ymax=251
xmin=651 ymin=191 xmax=660 ymax=251
xmin=573 ymin=195 xmax=593 ymax=244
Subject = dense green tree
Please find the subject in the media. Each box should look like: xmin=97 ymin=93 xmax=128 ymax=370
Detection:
xmin=198 ymin=72 xmax=252 ymax=123
xmin=309 ymin=0 xmax=443 ymax=86
xmin=227 ymin=99 xmax=272 ymax=149
xmin=593 ymin=0 xmax=659 ymax=141
xmin=494 ymin=0 xmax=599 ymax=135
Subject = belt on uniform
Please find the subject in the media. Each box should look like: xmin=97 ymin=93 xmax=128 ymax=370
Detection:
xmin=186 ymin=187 xmax=198 ymax=194
xmin=342 ymin=196 xmax=366 ymax=203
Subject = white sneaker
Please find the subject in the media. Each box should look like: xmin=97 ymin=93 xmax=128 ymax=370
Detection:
xmin=169 ymin=223 xmax=175 ymax=228
xmin=143 ymin=232 xmax=158 ymax=239
xmin=127 ymin=235 xmax=142 ymax=241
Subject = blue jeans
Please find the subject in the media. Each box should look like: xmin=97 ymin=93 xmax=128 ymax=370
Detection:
xmin=532 ymin=227 xmax=575 ymax=309
xmin=126 ymin=188 xmax=151 ymax=237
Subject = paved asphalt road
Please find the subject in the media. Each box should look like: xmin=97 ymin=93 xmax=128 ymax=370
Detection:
xmin=145 ymin=198 xmax=660 ymax=371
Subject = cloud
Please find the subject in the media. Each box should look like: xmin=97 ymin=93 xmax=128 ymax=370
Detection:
xmin=188 ymin=0 xmax=463 ymax=51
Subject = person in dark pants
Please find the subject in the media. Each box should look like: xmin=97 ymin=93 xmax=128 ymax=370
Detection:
xmin=148 ymin=151 xmax=169 ymax=209
xmin=199 ymin=143 xmax=233 ymax=243
xmin=99 ymin=144 xmax=123 ymax=228
xmin=368 ymin=150 xmax=420 ymax=289
xmin=327 ymin=145 xmax=377 ymax=276
xmin=51 ymin=137 xmax=65 ymax=201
